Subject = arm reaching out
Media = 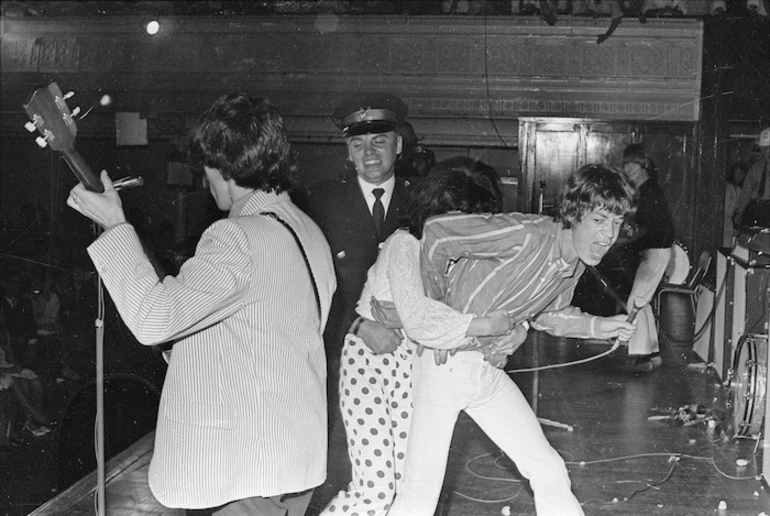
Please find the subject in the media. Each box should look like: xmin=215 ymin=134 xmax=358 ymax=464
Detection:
xmin=627 ymin=247 xmax=671 ymax=307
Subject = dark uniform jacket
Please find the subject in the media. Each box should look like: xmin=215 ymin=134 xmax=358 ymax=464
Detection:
xmin=305 ymin=175 xmax=412 ymax=356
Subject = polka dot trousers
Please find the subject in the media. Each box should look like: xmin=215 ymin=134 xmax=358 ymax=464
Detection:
xmin=320 ymin=336 xmax=413 ymax=516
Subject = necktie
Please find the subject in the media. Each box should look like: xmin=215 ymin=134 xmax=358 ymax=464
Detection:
xmin=372 ymin=188 xmax=385 ymax=240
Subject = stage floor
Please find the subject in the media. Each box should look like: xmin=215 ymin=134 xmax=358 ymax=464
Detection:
xmin=29 ymin=334 xmax=770 ymax=516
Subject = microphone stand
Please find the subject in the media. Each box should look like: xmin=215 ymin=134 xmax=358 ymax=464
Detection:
xmin=91 ymin=223 xmax=105 ymax=516
xmin=92 ymin=176 xmax=141 ymax=516
xmin=531 ymin=185 xmax=572 ymax=431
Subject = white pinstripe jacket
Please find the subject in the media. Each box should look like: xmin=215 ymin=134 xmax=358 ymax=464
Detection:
xmin=88 ymin=190 xmax=336 ymax=509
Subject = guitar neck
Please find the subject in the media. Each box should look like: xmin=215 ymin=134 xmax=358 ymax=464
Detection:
xmin=61 ymin=148 xmax=104 ymax=192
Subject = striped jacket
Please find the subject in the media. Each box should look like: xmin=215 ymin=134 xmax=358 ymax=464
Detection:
xmin=421 ymin=212 xmax=600 ymax=339
xmin=88 ymin=191 xmax=336 ymax=509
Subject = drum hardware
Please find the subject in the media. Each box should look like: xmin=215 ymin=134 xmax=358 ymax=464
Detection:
xmin=725 ymin=333 xmax=767 ymax=439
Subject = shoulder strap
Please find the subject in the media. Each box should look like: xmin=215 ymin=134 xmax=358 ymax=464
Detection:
xmin=260 ymin=211 xmax=321 ymax=320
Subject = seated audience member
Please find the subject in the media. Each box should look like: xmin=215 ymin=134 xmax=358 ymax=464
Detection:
xmin=1 ymin=275 xmax=38 ymax=372
xmin=28 ymin=277 xmax=79 ymax=382
xmin=0 ymin=340 xmax=51 ymax=438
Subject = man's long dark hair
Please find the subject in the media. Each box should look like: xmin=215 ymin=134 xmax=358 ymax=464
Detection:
xmin=187 ymin=94 xmax=298 ymax=194
xmin=406 ymin=156 xmax=503 ymax=239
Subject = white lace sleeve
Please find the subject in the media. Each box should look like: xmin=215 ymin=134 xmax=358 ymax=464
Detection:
xmin=386 ymin=232 xmax=474 ymax=349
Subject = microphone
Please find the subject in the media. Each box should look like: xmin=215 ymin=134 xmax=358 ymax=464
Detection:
xmin=112 ymin=176 xmax=144 ymax=192
xmin=611 ymin=297 xmax=645 ymax=351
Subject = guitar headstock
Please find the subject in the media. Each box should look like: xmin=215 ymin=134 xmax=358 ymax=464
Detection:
xmin=23 ymin=82 xmax=78 ymax=152
xmin=23 ymin=82 xmax=103 ymax=192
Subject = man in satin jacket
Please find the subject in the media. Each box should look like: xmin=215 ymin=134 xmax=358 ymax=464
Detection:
xmin=66 ymin=94 xmax=336 ymax=515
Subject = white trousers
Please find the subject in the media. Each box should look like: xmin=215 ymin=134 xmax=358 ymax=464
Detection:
xmin=388 ymin=351 xmax=584 ymax=516
xmin=321 ymin=336 xmax=413 ymax=516
xmin=627 ymin=305 xmax=660 ymax=356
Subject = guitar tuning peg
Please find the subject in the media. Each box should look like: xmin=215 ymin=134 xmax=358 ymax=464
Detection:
xmin=71 ymin=106 xmax=81 ymax=117
xmin=63 ymin=91 xmax=75 ymax=100
xmin=24 ymin=121 xmax=37 ymax=132
xmin=35 ymin=136 xmax=48 ymax=148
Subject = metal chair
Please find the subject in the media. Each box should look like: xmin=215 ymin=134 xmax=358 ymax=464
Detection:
xmin=654 ymin=249 xmax=713 ymax=320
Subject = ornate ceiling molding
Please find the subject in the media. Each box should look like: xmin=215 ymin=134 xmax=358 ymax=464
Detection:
xmin=1 ymin=15 xmax=703 ymax=144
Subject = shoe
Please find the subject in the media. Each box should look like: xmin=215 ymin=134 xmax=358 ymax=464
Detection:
xmin=24 ymin=422 xmax=52 ymax=437
xmin=617 ymin=355 xmax=661 ymax=374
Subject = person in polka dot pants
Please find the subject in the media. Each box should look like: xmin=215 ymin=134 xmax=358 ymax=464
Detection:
xmin=320 ymin=157 xmax=513 ymax=516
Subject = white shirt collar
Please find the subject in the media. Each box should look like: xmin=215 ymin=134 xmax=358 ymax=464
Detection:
xmin=357 ymin=175 xmax=396 ymax=215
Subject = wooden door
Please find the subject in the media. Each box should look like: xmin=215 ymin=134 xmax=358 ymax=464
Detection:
xmin=519 ymin=118 xmax=698 ymax=256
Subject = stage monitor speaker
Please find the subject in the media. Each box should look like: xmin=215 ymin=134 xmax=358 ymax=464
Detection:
xmin=723 ymin=256 xmax=770 ymax=482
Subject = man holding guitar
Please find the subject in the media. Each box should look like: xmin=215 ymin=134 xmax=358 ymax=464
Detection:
xmin=65 ymin=94 xmax=336 ymax=515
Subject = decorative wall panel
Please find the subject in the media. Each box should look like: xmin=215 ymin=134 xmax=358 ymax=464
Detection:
xmin=1 ymin=15 xmax=703 ymax=143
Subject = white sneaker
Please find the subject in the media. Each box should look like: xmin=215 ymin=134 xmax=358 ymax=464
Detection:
xmin=24 ymin=422 xmax=52 ymax=437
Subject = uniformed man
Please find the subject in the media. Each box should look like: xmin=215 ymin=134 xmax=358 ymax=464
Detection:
xmin=304 ymin=92 xmax=413 ymax=421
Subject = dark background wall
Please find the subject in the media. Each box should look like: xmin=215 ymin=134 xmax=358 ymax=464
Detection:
xmin=1 ymin=1 xmax=768 ymax=277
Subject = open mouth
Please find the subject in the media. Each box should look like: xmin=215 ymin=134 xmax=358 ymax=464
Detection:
xmin=589 ymin=242 xmax=610 ymax=260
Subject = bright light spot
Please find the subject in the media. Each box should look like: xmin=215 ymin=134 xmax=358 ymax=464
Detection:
xmin=146 ymin=20 xmax=160 ymax=35
xmin=100 ymin=94 xmax=112 ymax=107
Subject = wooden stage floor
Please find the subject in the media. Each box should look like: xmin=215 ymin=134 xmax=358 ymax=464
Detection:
xmin=30 ymin=334 xmax=770 ymax=516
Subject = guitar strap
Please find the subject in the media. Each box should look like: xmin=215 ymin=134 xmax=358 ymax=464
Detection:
xmin=260 ymin=211 xmax=321 ymax=321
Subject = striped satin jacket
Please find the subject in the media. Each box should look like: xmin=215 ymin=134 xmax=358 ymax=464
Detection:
xmin=421 ymin=212 xmax=602 ymax=339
